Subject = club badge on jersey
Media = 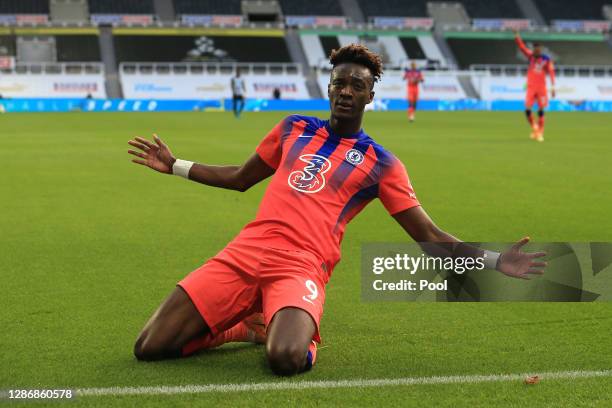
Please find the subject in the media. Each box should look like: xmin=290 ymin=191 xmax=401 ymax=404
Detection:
xmin=345 ymin=149 xmax=364 ymax=166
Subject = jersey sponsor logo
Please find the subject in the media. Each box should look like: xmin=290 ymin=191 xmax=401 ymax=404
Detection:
xmin=288 ymin=154 xmax=332 ymax=194
xmin=345 ymin=148 xmax=364 ymax=166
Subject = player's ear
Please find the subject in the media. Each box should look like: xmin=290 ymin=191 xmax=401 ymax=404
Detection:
xmin=369 ymin=90 xmax=375 ymax=104
xmin=327 ymin=83 xmax=331 ymax=99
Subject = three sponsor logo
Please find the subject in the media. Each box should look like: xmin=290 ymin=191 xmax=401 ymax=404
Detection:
xmin=287 ymin=148 xmax=364 ymax=194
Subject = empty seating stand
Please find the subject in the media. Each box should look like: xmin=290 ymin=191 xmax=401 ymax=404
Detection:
xmin=535 ymin=0 xmax=609 ymax=22
xmin=279 ymin=0 xmax=343 ymax=16
xmin=357 ymin=0 xmax=428 ymax=17
xmin=0 ymin=0 xmax=49 ymax=13
xmin=459 ymin=0 xmax=523 ymax=18
xmin=88 ymin=0 xmax=154 ymax=14
xmin=448 ymin=38 xmax=612 ymax=69
xmin=113 ymin=35 xmax=291 ymax=63
xmin=173 ymin=0 xmax=242 ymax=15
xmin=56 ymin=35 xmax=101 ymax=61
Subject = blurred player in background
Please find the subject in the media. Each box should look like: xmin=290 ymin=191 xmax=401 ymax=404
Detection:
xmin=515 ymin=30 xmax=556 ymax=142
xmin=231 ymin=68 xmax=246 ymax=118
xmin=403 ymin=61 xmax=424 ymax=122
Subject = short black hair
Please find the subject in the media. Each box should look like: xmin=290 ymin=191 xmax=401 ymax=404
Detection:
xmin=329 ymin=44 xmax=383 ymax=83
xmin=533 ymin=42 xmax=541 ymax=47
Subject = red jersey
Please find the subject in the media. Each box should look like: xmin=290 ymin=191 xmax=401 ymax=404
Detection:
xmin=516 ymin=37 xmax=555 ymax=89
xmin=403 ymin=69 xmax=424 ymax=89
xmin=234 ymin=115 xmax=420 ymax=276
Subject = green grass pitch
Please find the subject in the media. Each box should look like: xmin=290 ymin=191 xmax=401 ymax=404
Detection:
xmin=1 ymin=111 xmax=611 ymax=407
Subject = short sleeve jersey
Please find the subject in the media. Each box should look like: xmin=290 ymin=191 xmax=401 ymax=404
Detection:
xmin=235 ymin=115 xmax=420 ymax=275
xmin=516 ymin=37 xmax=555 ymax=89
xmin=403 ymin=69 xmax=423 ymax=88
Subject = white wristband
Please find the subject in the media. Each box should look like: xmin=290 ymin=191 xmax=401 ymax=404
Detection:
xmin=172 ymin=159 xmax=194 ymax=179
xmin=483 ymin=250 xmax=501 ymax=270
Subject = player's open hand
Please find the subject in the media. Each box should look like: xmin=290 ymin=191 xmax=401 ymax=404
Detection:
xmin=128 ymin=134 xmax=176 ymax=174
xmin=497 ymin=237 xmax=547 ymax=280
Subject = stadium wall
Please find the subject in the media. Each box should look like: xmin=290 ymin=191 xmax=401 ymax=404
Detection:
xmin=120 ymin=73 xmax=310 ymax=99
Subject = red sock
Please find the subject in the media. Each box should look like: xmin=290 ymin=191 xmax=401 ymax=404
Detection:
xmin=181 ymin=322 xmax=249 ymax=356
xmin=527 ymin=112 xmax=534 ymax=127
xmin=408 ymin=106 xmax=414 ymax=115
xmin=538 ymin=115 xmax=544 ymax=130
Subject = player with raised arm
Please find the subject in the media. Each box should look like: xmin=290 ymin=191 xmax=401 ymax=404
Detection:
xmin=514 ymin=30 xmax=556 ymax=142
xmin=127 ymin=44 xmax=547 ymax=376
xmin=403 ymin=61 xmax=424 ymax=122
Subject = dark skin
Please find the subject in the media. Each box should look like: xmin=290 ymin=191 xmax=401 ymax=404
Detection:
xmin=128 ymin=62 xmax=546 ymax=374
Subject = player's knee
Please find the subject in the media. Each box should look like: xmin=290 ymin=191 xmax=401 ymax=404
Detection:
xmin=266 ymin=342 xmax=307 ymax=376
xmin=525 ymin=109 xmax=532 ymax=116
xmin=134 ymin=333 xmax=167 ymax=361
xmin=538 ymin=110 xmax=544 ymax=117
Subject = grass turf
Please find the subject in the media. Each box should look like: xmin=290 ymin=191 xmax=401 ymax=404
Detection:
xmin=1 ymin=111 xmax=611 ymax=407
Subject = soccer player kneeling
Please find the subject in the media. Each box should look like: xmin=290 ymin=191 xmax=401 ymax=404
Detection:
xmin=127 ymin=44 xmax=546 ymax=376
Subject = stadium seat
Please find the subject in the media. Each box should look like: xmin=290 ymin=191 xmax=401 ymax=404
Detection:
xmin=0 ymin=35 xmax=16 ymax=57
xmin=88 ymin=0 xmax=154 ymax=14
xmin=0 ymin=0 xmax=49 ymax=14
xmin=113 ymin=35 xmax=291 ymax=63
xmin=448 ymin=38 xmax=612 ymax=69
xmin=56 ymin=35 xmax=101 ymax=61
xmin=459 ymin=0 xmax=524 ymax=18
xmin=357 ymin=0 xmax=428 ymax=18
xmin=534 ymin=0 xmax=609 ymax=22
xmin=173 ymin=0 xmax=242 ymax=15
xmin=279 ymin=0 xmax=343 ymax=16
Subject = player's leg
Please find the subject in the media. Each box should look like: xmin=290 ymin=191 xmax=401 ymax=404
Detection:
xmin=182 ymin=312 xmax=265 ymax=356
xmin=407 ymin=90 xmax=416 ymax=121
xmin=232 ymin=95 xmax=238 ymax=117
xmin=525 ymin=90 xmax=538 ymax=139
xmin=134 ymin=287 xmax=262 ymax=360
xmin=134 ymin=286 xmax=209 ymax=360
xmin=266 ymin=307 xmax=317 ymax=376
xmin=135 ymin=243 xmax=264 ymax=360
xmin=536 ymin=92 xmax=548 ymax=141
xmin=406 ymin=91 xmax=411 ymax=119
xmin=411 ymin=91 xmax=419 ymax=121
xmin=260 ymin=248 xmax=327 ymax=376
xmin=238 ymin=96 xmax=245 ymax=116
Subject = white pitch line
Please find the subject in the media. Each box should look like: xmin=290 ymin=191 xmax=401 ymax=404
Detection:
xmin=76 ymin=369 xmax=612 ymax=397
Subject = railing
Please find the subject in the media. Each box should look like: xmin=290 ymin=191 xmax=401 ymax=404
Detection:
xmin=442 ymin=22 xmax=610 ymax=33
xmin=0 ymin=62 xmax=104 ymax=74
xmin=470 ymin=64 xmax=612 ymax=77
xmin=119 ymin=62 xmax=302 ymax=76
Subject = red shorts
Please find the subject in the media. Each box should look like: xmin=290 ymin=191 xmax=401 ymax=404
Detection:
xmin=525 ymin=87 xmax=548 ymax=109
xmin=407 ymin=87 xmax=419 ymax=102
xmin=178 ymin=241 xmax=327 ymax=342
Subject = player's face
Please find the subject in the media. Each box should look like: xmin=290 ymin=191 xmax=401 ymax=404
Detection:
xmin=533 ymin=45 xmax=542 ymax=56
xmin=328 ymin=63 xmax=374 ymax=120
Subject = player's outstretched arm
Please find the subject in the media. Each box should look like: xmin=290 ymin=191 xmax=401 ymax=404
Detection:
xmin=513 ymin=29 xmax=532 ymax=57
xmin=128 ymin=134 xmax=274 ymax=191
xmin=392 ymin=206 xmax=546 ymax=280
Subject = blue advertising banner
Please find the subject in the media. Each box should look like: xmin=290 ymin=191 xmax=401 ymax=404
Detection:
xmin=1 ymin=98 xmax=612 ymax=113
